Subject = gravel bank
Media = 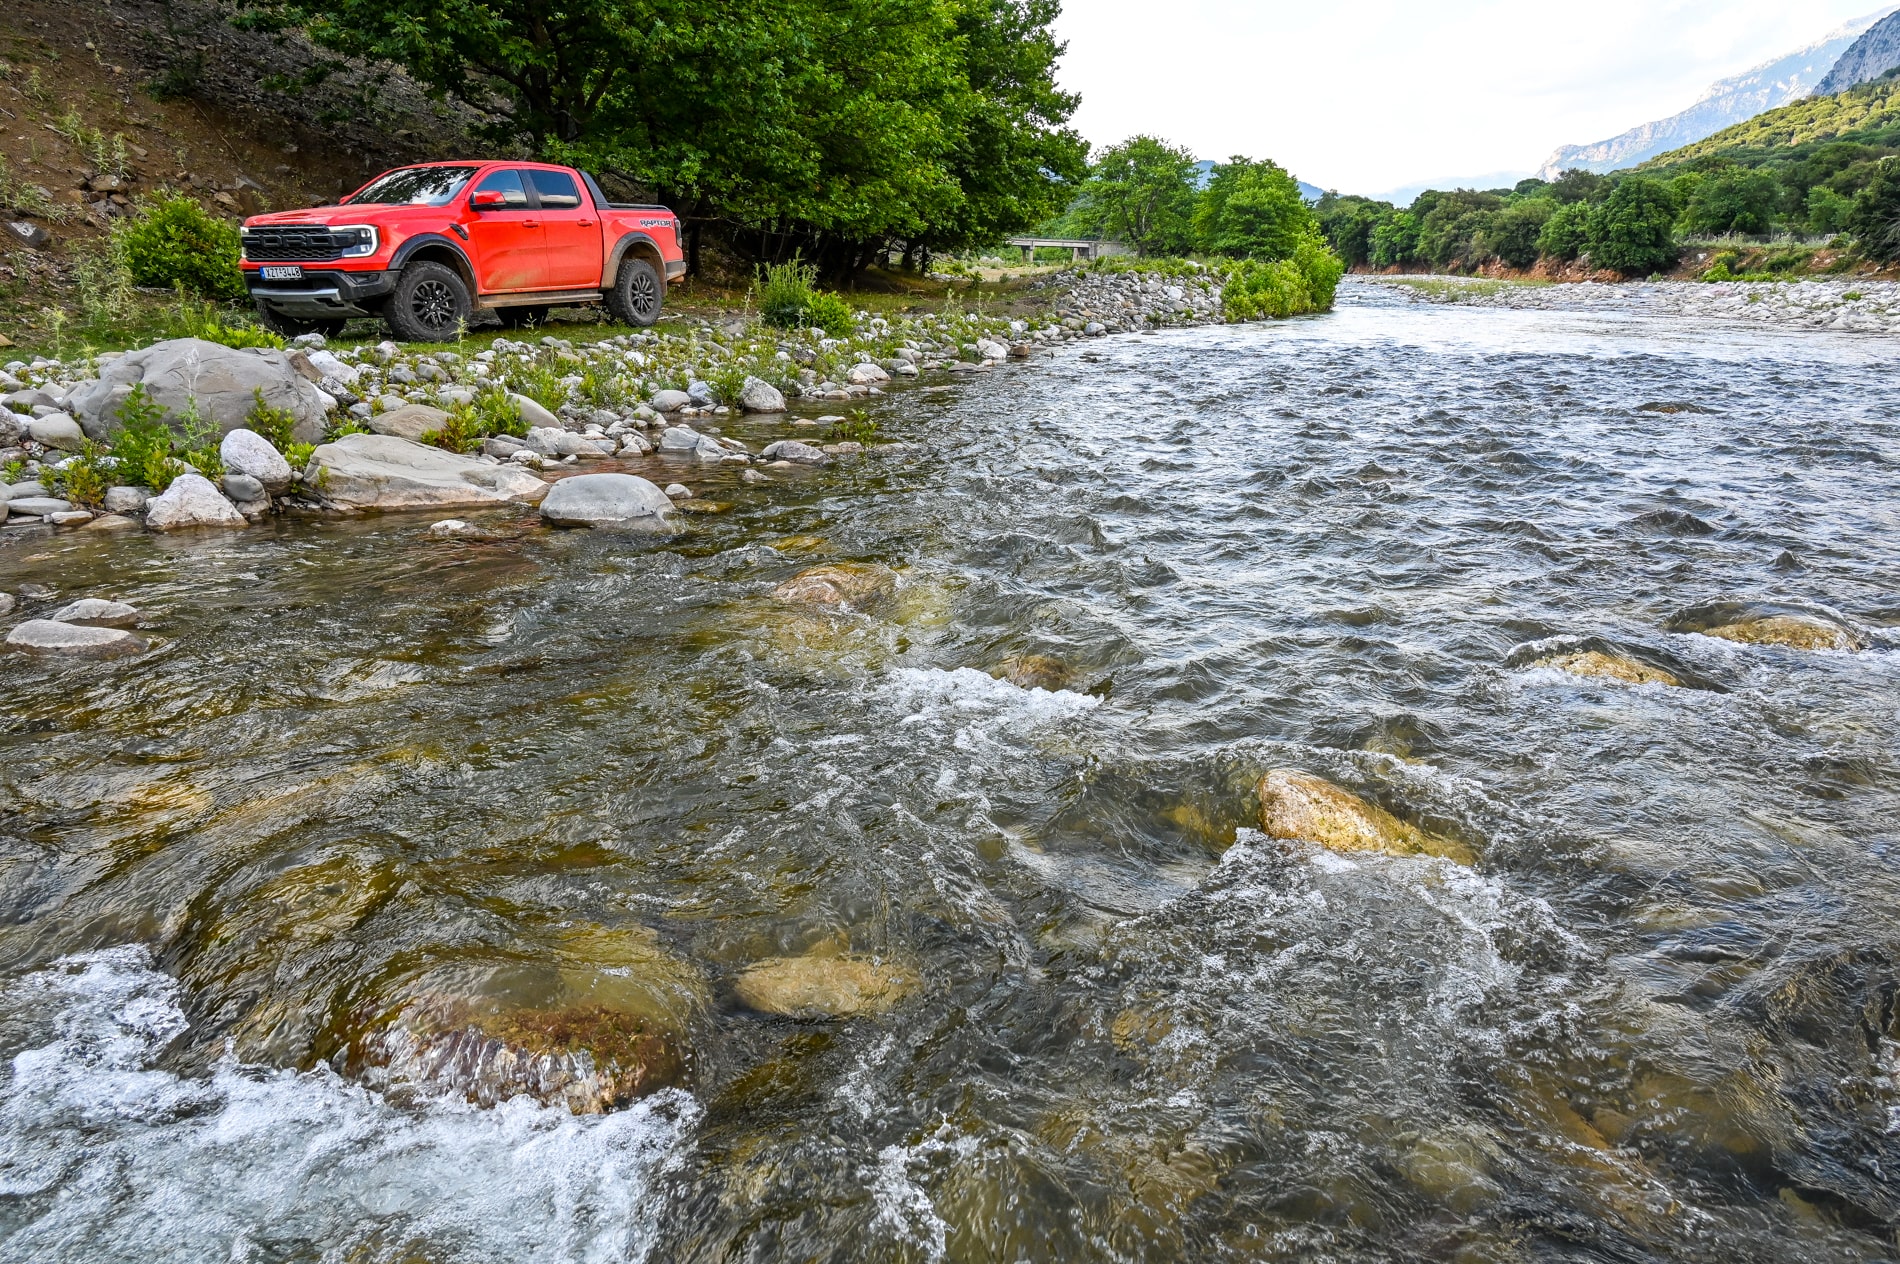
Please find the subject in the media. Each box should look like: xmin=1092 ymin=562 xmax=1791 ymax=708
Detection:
xmin=1360 ymin=275 xmax=1900 ymax=336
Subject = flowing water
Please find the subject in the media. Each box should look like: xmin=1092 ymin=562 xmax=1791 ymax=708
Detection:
xmin=3 ymin=280 xmax=1899 ymax=1262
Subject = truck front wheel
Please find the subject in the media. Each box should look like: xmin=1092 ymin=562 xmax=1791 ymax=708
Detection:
xmin=605 ymin=258 xmax=663 ymax=327
xmin=384 ymin=261 xmax=471 ymax=342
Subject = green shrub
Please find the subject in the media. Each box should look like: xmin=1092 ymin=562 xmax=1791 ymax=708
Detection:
xmin=506 ymin=354 xmax=569 ymax=410
xmin=756 ymin=258 xmax=855 ymax=335
xmin=834 ymin=411 xmax=879 ymax=444
xmin=472 ymin=387 xmax=529 ymax=438
xmin=107 ymin=383 xmax=186 ymax=491
xmin=421 ymin=404 xmax=479 ymax=453
xmin=245 ymin=387 xmax=298 ymax=451
xmin=49 ymin=440 xmax=111 ymax=508
xmin=1586 ymin=178 xmax=1679 ymax=275
xmin=1536 ymin=201 xmax=1593 ymax=261
xmin=172 ymin=293 xmax=284 ymax=349
xmin=119 ymin=195 xmax=245 ymax=299
xmin=1220 ymin=230 xmax=1345 ymax=322
xmin=1851 ymin=157 xmax=1900 ymax=262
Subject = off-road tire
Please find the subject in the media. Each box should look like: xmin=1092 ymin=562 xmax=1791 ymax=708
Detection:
xmin=605 ymin=257 xmax=663 ymax=327
xmin=254 ymin=304 xmax=346 ymax=340
xmin=497 ymin=305 xmax=550 ymax=330
xmin=383 ymin=261 xmax=471 ymax=342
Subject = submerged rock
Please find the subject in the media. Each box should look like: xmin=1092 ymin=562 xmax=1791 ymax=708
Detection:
xmin=1256 ymin=769 xmax=1473 ymax=865
xmin=348 ymin=997 xmax=685 ymax=1113
xmin=6 ymin=618 xmax=147 ymax=658
xmin=733 ymin=955 xmax=919 ymax=1019
xmin=307 ymin=433 xmax=548 ymax=511
xmin=49 ymin=598 xmax=141 ymax=628
xmin=145 ymin=473 xmax=247 ymax=530
xmin=1532 ymin=649 xmax=1681 ymax=687
xmin=995 ymin=653 xmax=1073 ymax=691
xmin=772 ymin=562 xmax=897 ymax=611
xmin=1667 ymin=601 xmax=1864 ymax=652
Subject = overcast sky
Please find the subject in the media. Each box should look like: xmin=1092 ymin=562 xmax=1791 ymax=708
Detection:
xmin=1049 ymin=0 xmax=1892 ymax=197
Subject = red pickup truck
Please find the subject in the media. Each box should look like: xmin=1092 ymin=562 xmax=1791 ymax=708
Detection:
xmin=240 ymin=161 xmax=686 ymax=341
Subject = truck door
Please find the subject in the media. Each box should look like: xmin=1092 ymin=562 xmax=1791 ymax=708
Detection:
xmin=465 ymin=169 xmax=544 ymax=292
xmin=529 ymin=169 xmax=604 ymax=290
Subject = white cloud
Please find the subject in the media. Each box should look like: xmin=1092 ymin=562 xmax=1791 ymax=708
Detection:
xmin=1050 ymin=0 xmax=1891 ymax=195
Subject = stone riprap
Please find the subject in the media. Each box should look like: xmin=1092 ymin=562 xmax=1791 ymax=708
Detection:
xmin=1039 ymin=267 xmax=1225 ymax=333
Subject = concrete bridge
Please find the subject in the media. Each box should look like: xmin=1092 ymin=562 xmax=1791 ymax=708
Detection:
xmin=1003 ymin=237 xmax=1131 ymax=263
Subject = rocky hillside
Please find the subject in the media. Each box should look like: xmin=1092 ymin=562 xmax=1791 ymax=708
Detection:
xmin=1638 ymin=70 xmax=1900 ymax=171
xmin=1537 ymin=9 xmax=1892 ymax=177
xmin=0 ymin=0 xmax=490 ymax=338
xmin=1816 ymin=9 xmax=1900 ymax=94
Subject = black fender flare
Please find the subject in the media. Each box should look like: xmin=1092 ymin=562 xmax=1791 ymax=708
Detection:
xmin=600 ymin=232 xmax=669 ymax=292
xmin=389 ymin=234 xmax=480 ymax=299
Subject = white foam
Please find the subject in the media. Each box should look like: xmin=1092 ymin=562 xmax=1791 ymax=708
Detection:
xmin=0 ymin=947 xmax=698 ymax=1264
xmin=881 ymin=666 xmax=1099 ymax=730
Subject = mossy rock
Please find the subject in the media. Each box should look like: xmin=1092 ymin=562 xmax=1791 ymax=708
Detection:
xmin=1533 ymin=649 xmax=1682 ymax=686
xmin=771 ymin=562 xmax=898 ymax=612
xmin=1256 ymin=769 xmax=1474 ymax=865
xmin=994 ymin=653 xmax=1073 ymax=691
xmin=732 ymin=954 xmax=919 ymax=1018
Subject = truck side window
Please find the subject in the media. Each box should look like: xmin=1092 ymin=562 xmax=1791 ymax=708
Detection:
xmin=529 ymin=169 xmax=583 ymax=209
xmin=472 ymin=169 xmax=531 ymax=208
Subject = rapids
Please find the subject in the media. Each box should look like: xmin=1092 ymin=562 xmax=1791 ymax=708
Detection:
xmin=3 ymin=280 xmax=1898 ymax=1261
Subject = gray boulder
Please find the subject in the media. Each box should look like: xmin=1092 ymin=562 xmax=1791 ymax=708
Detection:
xmin=49 ymin=598 xmax=141 ymax=628
xmin=145 ymin=473 xmax=246 ymax=530
xmin=525 ymin=426 xmax=596 ymax=457
xmin=3 ymin=481 xmax=46 ymax=500
xmin=223 ymin=472 xmax=266 ymax=502
xmin=659 ymin=426 xmax=726 ymax=461
xmin=219 ymin=428 xmax=294 ymax=494
xmin=738 ymin=377 xmax=787 ymax=413
xmin=687 ymin=380 xmax=715 ymax=407
xmin=27 ymin=412 xmax=85 ymax=450
xmin=512 ymin=394 xmax=561 ymax=429
xmin=8 ymin=496 xmax=73 ymax=517
xmin=6 ymin=619 xmax=147 ymax=658
xmin=370 ymin=404 xmax=449 ymax=444
xmin=538 ymin=473 xmax=674 ymax=527
xmin=760 ymin=439 xmax=828 ymax=465
xmin=650 ymin=390 xmax=692 ymax=412
xmin=68 ymin=338 xmax=331 ymax=444
xmin=103 ymin=485 xmax=149 ymax=514
xmin=845 ymin=362 xmax=889 ymax=385
xmin=0 ymin=592 xmax=13 ymax=616
xmin=306 ymin=433 xmax=548 ymax=511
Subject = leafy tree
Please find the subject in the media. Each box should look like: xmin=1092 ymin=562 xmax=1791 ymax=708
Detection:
xmin=1315 ymin=194 xmax=1391 ymax=268
xmin=1415 ymin=190 xmax=1502 ymax=267
xmin=1679 ymin=167 xmax=1781 ymax=235
xmin=1193 ymin=157 xmax=1313 ymax=259
xmin=1548 ymin=168 xmax=1606 ymax=204
xmin=1852 ymin=156 xmax=1900 ymax=261
xmin=1806 ymin=185 xmax=1857 ymax=234
xmin=1368 ymin=211 xmax=1419 ymax=268
xmin=1587 ymin=178 xmax=1679 ymax=274
xmin=1537 ymin=201 xmax=1593 ymax=261
xmin=1477 ymin=199 xmax=1554 ymax=267
xmin=1074 ymin=135 xmax=1200 ymax=256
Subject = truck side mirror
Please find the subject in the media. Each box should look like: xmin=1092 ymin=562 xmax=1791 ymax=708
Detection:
xmin=470 ymin=190 xmax=506 ymax=210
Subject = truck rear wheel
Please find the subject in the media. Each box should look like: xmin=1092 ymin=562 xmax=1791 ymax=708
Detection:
xmin=605 ymin=258 xmax=663 ymax=327
xmin=384 ymin=261 xmax=471 ymax=342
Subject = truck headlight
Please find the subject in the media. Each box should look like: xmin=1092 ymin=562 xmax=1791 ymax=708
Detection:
xmin=334 ymin=225 xmax=379 ymax=257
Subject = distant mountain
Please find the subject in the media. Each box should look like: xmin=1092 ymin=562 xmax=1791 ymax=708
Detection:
xmin=1536 ymin=7 xmax=1897 ymax=179
xmin=1191 ymin=159 xmax=1324 ymax=204
xmin=1638 ymin=66 xmax=1900 ymax=172
xmin=1815 ymin=9 xmax=1900 ymax=93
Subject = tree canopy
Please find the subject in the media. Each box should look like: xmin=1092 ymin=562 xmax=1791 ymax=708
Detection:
xmin=1069 ymin=135 xmax=1200 ymax=257
xmin=240 ymin=0 xmax=1087 ymax=273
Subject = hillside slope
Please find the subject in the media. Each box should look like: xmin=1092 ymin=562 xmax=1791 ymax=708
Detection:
xmin=1815 ymin=8 xmax=1900 ymax=94
xmin=1638 ymin=70 xmax=1900 ymax=170
xmin=1537 ymin=8 xmax=1893 ymax=178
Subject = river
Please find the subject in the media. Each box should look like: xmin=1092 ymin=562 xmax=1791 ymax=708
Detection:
xmin=2 ymin=280 xmax=1898 ymax=1262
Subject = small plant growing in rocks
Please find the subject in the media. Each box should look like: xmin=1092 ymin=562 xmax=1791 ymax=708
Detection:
xmin=108 ymin=384 xmax=185 ymax=491
xmin=48 ymin=440 xmax=112 ymax=508
xmin=245 ymin=388 xmax=299 ymax=452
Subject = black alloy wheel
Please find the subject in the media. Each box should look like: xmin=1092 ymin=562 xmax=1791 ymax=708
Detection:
xmin=606 ymin=258 xmax=663 ymax=327
xmin=384 ymin=261 xmax=471 ymax=342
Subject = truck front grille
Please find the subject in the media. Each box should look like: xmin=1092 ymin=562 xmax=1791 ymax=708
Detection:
xmin=243 ymin=226 xmax=345 ymax=261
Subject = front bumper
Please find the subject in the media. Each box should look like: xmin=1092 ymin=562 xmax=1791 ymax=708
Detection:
xmin=244 ymin=269 xmax=396 ymax=318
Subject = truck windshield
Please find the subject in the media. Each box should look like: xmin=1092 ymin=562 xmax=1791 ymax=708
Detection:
xmin=347 ymin=166 xmax=479 ymax=206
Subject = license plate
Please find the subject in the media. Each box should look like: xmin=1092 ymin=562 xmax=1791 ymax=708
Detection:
xmin=261 ymin=265 xmax=304 ymax=281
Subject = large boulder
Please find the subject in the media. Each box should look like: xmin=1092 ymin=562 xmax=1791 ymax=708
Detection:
xmin=524 ymin=426 xmax=596 ymax=457
xmin=368 ymin=404 xmax=449 ymax=444
xmin=6 ymin=619 xmax=147 ymax=658
xmin=1665 ymin=601 xmax=1864 ymax=652
xmin=1257 ymin=769 xmax=1473 ymax=865
xmin=539 ymin=473 xmax=674 ymax=527
xmin=511 ymin=394 xmax=561 ymax=429
xmin=738 ymin=376 xmax=786 ymax=413
xmin=659 ymin=426 xmax=726 ymax=461
xmin=1530 ymin=649 xmax=1680 ymax=687
xmin=650 ymin=389 xmax=692 ymax=412
xmin=307 ymin=432 xmax=548 ymax=511
xmin=219 ymin=428 xmax=294 ymax=494
xmin=145 ymin=472 xmax=247 ymax=530
xmin=68 ymin=337 xmax=331 ymax=445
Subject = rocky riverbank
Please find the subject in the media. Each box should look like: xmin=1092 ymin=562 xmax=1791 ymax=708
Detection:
xmin=1367 ymin=274 xmax=1900 ymax=335
xmin=1036 ymin=265 xmax=1226 ymax=333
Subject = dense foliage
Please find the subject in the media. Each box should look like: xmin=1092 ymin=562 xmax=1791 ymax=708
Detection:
xmin=117 ymin=195 xmax=246 ymax=298
xmin=241 ymin=0 xmax=1088 ymax=275
xmin=1310 ymin=71 xmax=1900 ymax=278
